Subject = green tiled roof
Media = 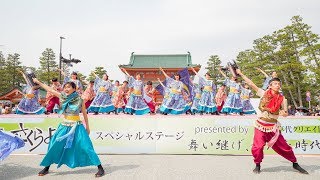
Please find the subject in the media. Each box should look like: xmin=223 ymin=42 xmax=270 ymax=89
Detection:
xmin=0 ymin=86 xmax=47 ymax=99
xmin=119 ymin=52 xmax=200 ymax=68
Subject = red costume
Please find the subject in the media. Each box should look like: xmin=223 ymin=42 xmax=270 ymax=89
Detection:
xmin=252 ymin=89 xmax=296 ymax=165
xmin=46 ymin=83 xmax=62 ymax=112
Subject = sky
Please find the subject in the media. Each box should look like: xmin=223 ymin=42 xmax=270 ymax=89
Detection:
xmin=1 ymin=0 xmax=319 ymax=82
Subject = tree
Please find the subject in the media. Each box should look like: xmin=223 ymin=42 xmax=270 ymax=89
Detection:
xmin=205 ymin=55 xmax=223 ymax=84
xmin=76 ymin=72 xmax=87 ymax=87
xmin=229 ymin=17 xmax=311 ymax=106
xmin=236 ymin=49 xmax=265 ymax=86
xmin=0 ymin=51 xmax=5 ymax=69
xmin=0 ymin=51 xmax=8 ymax=94
xmin=38 ymin=48 xmax=59 ymax=84
xmin=6 ymin=53 xmax=23 ymax=87
xmin=0 ymin=53 xmax=24 ymax=94
xmin=87 ymin=66 xmax=107 ymax=81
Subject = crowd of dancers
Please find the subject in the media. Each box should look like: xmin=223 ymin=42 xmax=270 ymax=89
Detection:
xmin=0 ymin=66 xmax=310 ymax=177
xmin=12 ymin=67 xmax=266 ymax=116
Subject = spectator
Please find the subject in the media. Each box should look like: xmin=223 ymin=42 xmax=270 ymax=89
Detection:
xmin=288 ymin=105 xmax=296 ymax=116
xmin=11 ymin=105 xmax=17 ymax=114
xmin=295 ymin=109 xmax=304 ymax=116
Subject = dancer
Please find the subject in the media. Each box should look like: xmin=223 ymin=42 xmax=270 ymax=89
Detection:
xmin=236 ymin=68 xmax=308 ymax=174
xmin=0 ymin=130 xmax=25 ymax=161
xmin=189 ymin=78 xmax=202 ymax=115
xmin=121 ymin=68 xmax=150 ymax=115
xmin=88 ymin=72 xmax=115 ymax=115
xmin=32 ymin=78 xmax=105 ymax=177
xmin=82 ymin=80 xmax=95 ymax=109
xmin=191 ymin=67 xmax=218 ymax=115
xmin=112 ymin=82 xmax=126 ymax=114
xmin=59 ymin=69 xmax=83 ymax=95
xmin=144 ymin=81 xmax=156 ymax=114
xmin=16 ymin=70 xmax=45 ymax=115
xmin=219 ymin=68 xmax=243 ymax=115
xmin=122 ymin=80 xmax=129 ymax=113
xmin=240 ymin=84 xmax=256 ymax=114
xmin=158 ymin=67 xmax=187 ymax=115
xmin=45 ymin=78 xmax=62 ymax=114
xmin=255 ymin=68 xmax=278 ymax=90
xmin=215 ymin=85 xmax=227 ymax=113
xmin=111 ymin=80 xmax=120 ymax=101
xmin=157 ymin=78 xmax=170 ymax=114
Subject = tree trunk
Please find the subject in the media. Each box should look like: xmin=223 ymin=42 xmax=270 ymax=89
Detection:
xmin=290 ymin=32 xmax=304 ymax=107
xmin=273 ymin=56 xmax=299 ymax=108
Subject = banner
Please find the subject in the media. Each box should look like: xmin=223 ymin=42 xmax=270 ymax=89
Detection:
xmin=0 ymin=115 xmax=320 ymax=155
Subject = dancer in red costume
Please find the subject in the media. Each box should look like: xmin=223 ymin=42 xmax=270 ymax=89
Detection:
xmin=236 ymin=68 xmax=308 ymax=174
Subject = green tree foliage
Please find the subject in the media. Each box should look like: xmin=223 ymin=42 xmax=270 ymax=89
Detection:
xmin=236 ymin=15 xmax=320 ymax=108
xmin=205 ymin=55 xmax=223 ymax=84
xmin=38 ymin=48 xmax=59 ymax=84
xmin=76 ymin=72 xmax=87 ymax=88
xmin=87 ymin=66 xmax=107 ymax=81
xmin=0 ymin=52 xmax=24 ymax=94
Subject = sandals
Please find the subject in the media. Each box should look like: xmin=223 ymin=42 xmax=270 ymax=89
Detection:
xmin=38 ymin=167 xmax=49 ymax=176
xmin=95 ymin=168 xmax=105 ymax=177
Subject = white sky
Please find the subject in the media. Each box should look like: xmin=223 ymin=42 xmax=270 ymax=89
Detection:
xmin=1 ymin=0 xmax=319 ymax=82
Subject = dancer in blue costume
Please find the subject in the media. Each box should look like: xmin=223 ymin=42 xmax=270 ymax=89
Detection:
xmin=111 ymin=80 xmax=123 ymax=114
xmin=33 ymin=78 xmax=105 ymax=177
xmin=16 ymin=70 xmax=45 ymax=114
xmin=256 ymin=68 xmax=278 ymax=90
xmin=121 ymin=68 xmax=150 ymax=115
xmin=158 ymin=67 xmax=187 ymax=115
xmin=240 ymin=84 xmax=256 ymax=114
xmin=88 ymin=72 xmax=115 ymax=115
xmin=219 ymin=68 xmax=243 ymax=115
xmin=59 ymin=69 xmax=83 ymax=95
xmin=189 ymin=79 xmax=202 ymax=115
xmin=157 ymin=78 xmax=170 ymax=114
xmin=191 ymin=67 xmax=218 ymax=115
xmin=0 ymin=130 xmax=25 ymax=161
xmin=111 ymin=80 xmax=120 ymax=101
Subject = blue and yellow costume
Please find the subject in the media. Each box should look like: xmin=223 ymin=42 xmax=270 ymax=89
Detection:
xmin=198 ymin=77 xmax=217 ymax=113
xmin=124 ymin=76 xmax=150 ymax=115
xmin=88 ymin=78 xmax=115 ymax=113
xmin=40 ymin=92 xmax=101 ymax=168
xmin=221 ymin=79 xmax=243 ymax=114
xmin=159 ymin=77 xmax=187 ymax=115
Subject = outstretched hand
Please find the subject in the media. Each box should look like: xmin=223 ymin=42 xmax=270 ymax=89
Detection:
xmin=33 ymin=78 xmax=40 ymax=84
xmin=236 ymin=69 xmax=242 ymax=76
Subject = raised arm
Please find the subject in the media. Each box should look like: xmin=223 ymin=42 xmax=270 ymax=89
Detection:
xmin=18 ymin=70 xmax=28 ymax=84
xmin=157 ymin=78 xmax=165 ymax=88
xmin=121 ymin=68 xmax=131 ymax=77
xmin=33 ymin=78 xmax=61 ymax=97
xmin=255 ymin=67 xmax=269 ymax=78
xmin=236 ymin=69 xmax=259 ymax=92
xmin=218 ymin=68 xmax=227 ymax=78
xmin=92 ymin=71 xmax=99 ymax=78
xmin=57 ymin=68 xmax=66 ymax=76
xmin=159 ymin=67 xmax=169 ymax=78
xmin=191 ymin=67 xmax=199 ymax=76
